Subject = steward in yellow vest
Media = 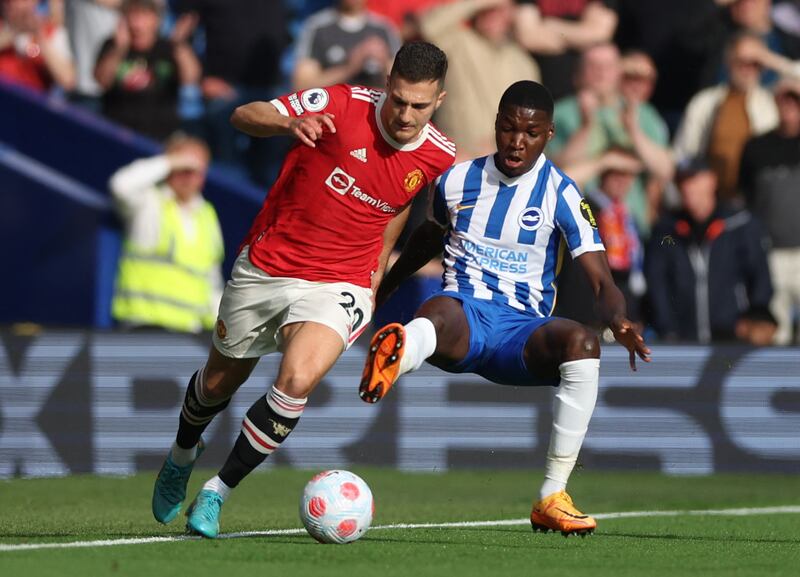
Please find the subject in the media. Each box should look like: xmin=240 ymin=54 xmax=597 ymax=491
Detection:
xmin=110 ymin=135 xmax=224 ymax=333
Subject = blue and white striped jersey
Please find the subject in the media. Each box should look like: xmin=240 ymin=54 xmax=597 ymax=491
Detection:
xmin=431 ymin=154 xmax=605 ymax=317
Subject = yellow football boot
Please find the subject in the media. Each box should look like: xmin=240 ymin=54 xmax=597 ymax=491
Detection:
xmin=531 ymin=491 xmax=597 ymax=537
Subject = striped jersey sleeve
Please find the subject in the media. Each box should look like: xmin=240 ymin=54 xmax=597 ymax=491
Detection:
xmin=554 ymin=180 xmax=604 ymax=258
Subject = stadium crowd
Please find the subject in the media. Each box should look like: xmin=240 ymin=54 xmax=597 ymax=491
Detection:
xmin=1 ymin=0 xmax=799 ymax=345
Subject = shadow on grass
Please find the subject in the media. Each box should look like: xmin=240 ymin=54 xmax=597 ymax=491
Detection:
xmin=0 ymin=532 xmax=186 ymax=539
xmin=602 ymin=531 xmax=800 ymax=545
xmin=236 ymin=537 xmax=319 ymax=546
xmin=360 ymin=531 xmax=574 ymax=549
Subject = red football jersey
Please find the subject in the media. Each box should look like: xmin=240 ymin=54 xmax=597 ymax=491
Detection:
xmin=243 ymin=84 xmax=456 ymax=287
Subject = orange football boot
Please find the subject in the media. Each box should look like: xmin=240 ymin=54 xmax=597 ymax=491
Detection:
xmin=359 ymin=323 xmax=406 ymax=404
xmin=530 ymin=491 xmax=597 ymax=537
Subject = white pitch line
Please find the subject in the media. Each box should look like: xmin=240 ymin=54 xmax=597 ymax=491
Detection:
xmin=1 ymin=505 xmax=798 ymax=553
xmin=594 ymin=506 xmax=800 ymax=520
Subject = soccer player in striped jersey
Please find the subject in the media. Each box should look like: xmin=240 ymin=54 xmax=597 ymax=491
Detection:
xmin=360 ymin=80 xmax=651 ymax=537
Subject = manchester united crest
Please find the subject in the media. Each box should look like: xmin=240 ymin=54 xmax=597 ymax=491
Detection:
xmin=403 ymin=169 xmax=424 ymax=193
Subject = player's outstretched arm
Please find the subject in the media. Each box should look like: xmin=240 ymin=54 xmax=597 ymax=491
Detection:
xmin=576 ymin=251 xmax=652 ymax=370
xmin=230 ymin=102 xmax=336 ymax=147
xmin=375 ymin=219 xmax=445 ymax=309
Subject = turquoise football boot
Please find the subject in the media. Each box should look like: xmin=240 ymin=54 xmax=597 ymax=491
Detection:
xmin=151 ymin=439 xmax=205 ymax=524
xmin=185 ymin=489 xmax=225 ymax=538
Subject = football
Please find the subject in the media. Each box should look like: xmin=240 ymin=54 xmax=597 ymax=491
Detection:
xmin=299 ymin=470 xmax=374 ymax=544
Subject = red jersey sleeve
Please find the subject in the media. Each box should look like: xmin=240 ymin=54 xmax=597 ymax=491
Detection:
xmin=422 ymin=123 xmax=457 ymax=187
xmin=269 ymin=84 xmax=350 ymax=119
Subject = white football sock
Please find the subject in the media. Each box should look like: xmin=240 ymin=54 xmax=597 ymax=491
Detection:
xmin=539 ymin=358 xmax=600 ymax=500
xmin=203 ymin=475 xmax=233 ymax=501
xmin=398 ymin=317 xmax=438 ymax=375
xmin=170 ymin=441 xmax=197 ymax=467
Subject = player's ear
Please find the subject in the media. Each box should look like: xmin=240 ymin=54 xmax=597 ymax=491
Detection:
xmin=547 ymin=122 xmax=555 ymax=141
xmin=434 ymin=89 xmax=446 ymax=111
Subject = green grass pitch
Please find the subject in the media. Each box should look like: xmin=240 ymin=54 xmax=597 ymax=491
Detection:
xmin=1 ymin=468 xmax=798 ymax=577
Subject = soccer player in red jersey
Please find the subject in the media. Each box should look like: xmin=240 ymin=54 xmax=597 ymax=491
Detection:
xmin=151 ymin=41 xmax=456 ymax=538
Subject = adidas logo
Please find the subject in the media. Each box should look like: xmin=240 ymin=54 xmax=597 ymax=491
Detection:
xmin=349 ymin=148 xmax=367 ymax=163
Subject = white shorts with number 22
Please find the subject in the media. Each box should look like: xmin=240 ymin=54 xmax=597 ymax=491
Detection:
xmin=212 ymin=248 xmax=372 ymax=358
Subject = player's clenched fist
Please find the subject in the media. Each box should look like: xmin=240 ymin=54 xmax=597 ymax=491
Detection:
xmin=289 ymin=113 xmax=337 ymax=148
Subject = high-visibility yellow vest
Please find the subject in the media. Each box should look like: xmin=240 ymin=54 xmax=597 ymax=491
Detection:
xmin=112 ymin=194 xmax=223 ymax=333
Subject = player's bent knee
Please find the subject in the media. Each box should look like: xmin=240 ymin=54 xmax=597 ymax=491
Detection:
xmin=203 ymin=355 xmax=256 ymax=401
xmin=275 ymin=367 xmax=318 ymax=399
xmin=563 ymin=326 xmax=600 ymax=361
xmin=203 ymin=368 xmax=247 ymax=401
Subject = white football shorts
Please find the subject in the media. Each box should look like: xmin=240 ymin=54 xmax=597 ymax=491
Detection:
xmin=212 ymin=248 xmax=373 ymax=358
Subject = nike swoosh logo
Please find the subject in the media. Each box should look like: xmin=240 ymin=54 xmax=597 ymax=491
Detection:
xmin=555 ymin=508 xmax=588 ymax=519
xmin=456 ymin=204 xmax=476 ymax=211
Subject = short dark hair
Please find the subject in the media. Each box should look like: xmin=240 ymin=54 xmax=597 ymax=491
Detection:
xmin=390 ymin=41 xmax=448 ymax=87
xmin=726 ymin=30 xmax=763 ymax=57
xmin=498 ymin=80 xmax=554 ymax=117
xmin=675 ymin=156 xmax=713 ymax=183
xmin=122 ymin=0 xmax=163 ymax=14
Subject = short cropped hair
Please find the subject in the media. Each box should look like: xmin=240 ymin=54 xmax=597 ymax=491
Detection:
xmin=122 ymin=0 xmax=164 ymax=14
xmin=390 ymin=41 xmax=448 ymax=88
xmin=498 ymin=80 xmax=554 ymax=117
xmin=725 ymin=30 xmax=764 ymax=57
xmin=164 ymin=132 xmax=210 ymax=160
